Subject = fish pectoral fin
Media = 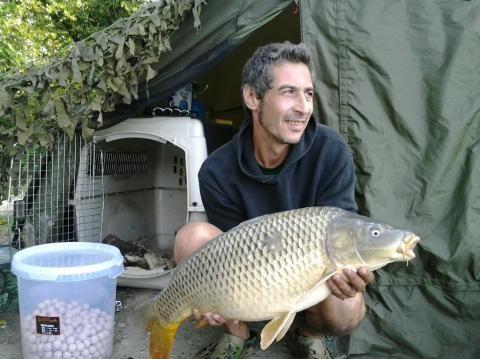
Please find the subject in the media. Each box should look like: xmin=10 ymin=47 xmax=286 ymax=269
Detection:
xmin=294 ymin=275 xmax=334 ymax=312
xmin=147 ymin=318 xmax=181 ymax=359
xmin=260 ymin=312 xmax=296 ymax=350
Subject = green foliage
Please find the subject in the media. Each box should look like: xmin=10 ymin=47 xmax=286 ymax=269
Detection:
xmin=0 ymin=0 xmax=146 ymax=74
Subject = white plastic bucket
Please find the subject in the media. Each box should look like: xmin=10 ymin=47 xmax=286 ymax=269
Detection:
xmin=12 ymin=242 xmax=124 ymax=359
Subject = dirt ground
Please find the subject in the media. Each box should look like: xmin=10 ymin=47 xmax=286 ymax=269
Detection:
xmin=0 ymin=286 xmax=292 ymax=359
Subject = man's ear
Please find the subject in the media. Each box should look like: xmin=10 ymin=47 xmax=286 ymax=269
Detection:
xmin=242 ymin=85 xmax=260 ymax=111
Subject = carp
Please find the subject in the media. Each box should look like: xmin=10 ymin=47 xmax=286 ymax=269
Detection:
xmin=147 ymin=206 xmax=420 ymax=358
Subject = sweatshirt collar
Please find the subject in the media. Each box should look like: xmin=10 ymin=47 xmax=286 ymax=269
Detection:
xmin=235 ymin=118 xmax=318 ymax=183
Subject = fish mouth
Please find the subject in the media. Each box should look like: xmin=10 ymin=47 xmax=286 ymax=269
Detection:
xmin=401 ymin=235 xmax=420 ymax=259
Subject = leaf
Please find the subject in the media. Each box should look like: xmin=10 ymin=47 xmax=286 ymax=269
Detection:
xmin=146 ymin=65 xmax=158 ymax=82
xmin=116 ymin=56 xmax=129 ymax=74
xmin=36 ymin=131 xmax=53 ymax=147
xmin=40 ymin=101 xmax=54 ymax=117
xmin=63 ymin=122 xmax=76 ymax=138
xmin=138 ymin=23 xmax=146 ymax=35
xmin=0 ymin=88 xmax=12 ymax=109
xmin=93 ymin=32 xmax=108 ymax=50
xmin=91 ymin=98 xmax=102 ymax=112
xmin=151 ymin=12 xmax=161 ymax=27
xmin=17 ymin=127 xmax=33 ymax=146
xmin=78 ymin=42 xmax=95 ymax=61
xmin=127 ymin=23 xmax=140 ymax=35
xmin=148 ymin=22 xmax=158 ymax=35
xmin=117 ymin=82 xmax=131 ymax=99
xmin=54 ymin=98 xmax=71 ymax=130
xmin=115 ymin=39 xmax=125 ymax=60
xmin=95 ymin=47 xmax=104 ymax=66
xmin=82 ymin=118 xmax=95 ymax=138
xmin=111 ymin=77 xmax=123 ymax=92
xmin=96 ymin=80 xmax=108 ymax=92
xmin=128 ymin=73 xmax=139 ymax=100
xmin=71 ymin=57 xmax=82 ymax=83
xmin=15 ymin=111 xmax=27 ymax=131
xmin=128 ymin=38 xmax=136 ymax=56
xmin=163 ymin=38 xmax=171 ymax=52
xmin=95 ymin=110 xmax=103 ymax=125
xmin=109 ymin=34 xmax=125 ymax=45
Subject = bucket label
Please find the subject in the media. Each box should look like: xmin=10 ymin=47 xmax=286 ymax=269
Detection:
xmin=36 ymin=315 xmax=60 ymax=335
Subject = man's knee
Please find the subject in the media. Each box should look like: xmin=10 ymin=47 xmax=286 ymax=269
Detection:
xmin=173 ymin=222 xmax=223 ymax=264
xmin=305 ymin=294 xmax=366 ymax=335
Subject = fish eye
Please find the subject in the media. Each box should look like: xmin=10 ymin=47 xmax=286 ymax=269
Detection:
xmin=371 ymin=228 xmax=381 ymax=237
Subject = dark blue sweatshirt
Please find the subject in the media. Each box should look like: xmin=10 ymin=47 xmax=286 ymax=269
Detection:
xmin=198 ymin=119 xmax=357 ymax=231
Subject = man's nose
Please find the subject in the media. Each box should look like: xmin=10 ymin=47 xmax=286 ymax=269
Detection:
xmin=293 ymin=94 xmax=311 ymax=113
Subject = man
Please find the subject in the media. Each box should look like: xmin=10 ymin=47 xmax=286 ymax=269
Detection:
xmin=174 ymin=42 xmax=374 ymax=358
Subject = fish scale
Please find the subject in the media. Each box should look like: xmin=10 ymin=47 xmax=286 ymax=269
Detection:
xmin=147 ymin=206 xmax=420 ymax=359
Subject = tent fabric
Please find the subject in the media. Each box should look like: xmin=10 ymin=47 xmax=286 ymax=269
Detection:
xmin=301 ymin=0 xmax=480 ymax=356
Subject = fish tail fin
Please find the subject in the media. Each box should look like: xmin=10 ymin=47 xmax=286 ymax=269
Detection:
xmin=147 ymin=318 xmax=181 ymax=359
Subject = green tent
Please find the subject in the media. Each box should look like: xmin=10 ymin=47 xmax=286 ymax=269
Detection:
xmin=1 ymin=0 xmax=479 ymax=356
xmin=301 ymin=0 xmax=480 ymax=357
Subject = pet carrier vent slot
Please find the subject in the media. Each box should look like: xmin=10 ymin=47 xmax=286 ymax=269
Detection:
xmin=173 ymin=156 xmax=186 ymax=187
xmin=89 ymin=151 xmax=149 ymax=176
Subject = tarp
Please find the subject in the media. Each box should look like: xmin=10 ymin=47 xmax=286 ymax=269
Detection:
xmin=301 ymin=0 xmax=480 ymax=357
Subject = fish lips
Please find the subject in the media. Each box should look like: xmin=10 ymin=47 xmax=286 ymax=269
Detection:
xmin=399 ymin=234 xmax=420 ymax=259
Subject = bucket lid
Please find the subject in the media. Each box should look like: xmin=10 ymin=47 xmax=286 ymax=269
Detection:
xmin=11 ymin=242 xmax=124 ymax=282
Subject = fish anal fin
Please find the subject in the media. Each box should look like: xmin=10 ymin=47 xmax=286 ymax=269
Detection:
xmin=260 ymin=312 xmax=296 ymax=350
xmin=194 ymin=317 xmax=209 ymax=329
xmin=275 ymin=312 xmax=296 ymax=342
xmin=148 ymin=318 xmax=181 ymax=359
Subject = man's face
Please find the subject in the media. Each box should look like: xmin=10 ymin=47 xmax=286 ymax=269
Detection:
xmin=254 ymin=62 xmax=314 ymax=145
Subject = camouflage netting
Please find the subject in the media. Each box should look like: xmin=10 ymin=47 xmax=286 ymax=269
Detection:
xmin=0 ymin=0 xmax=206 ymax=152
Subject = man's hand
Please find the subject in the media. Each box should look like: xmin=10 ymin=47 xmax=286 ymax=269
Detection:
xmin=192 ymin=310 xmax=250 ymax=339
xmin=327 ymin=267 xmax=374 ymax=300
xmin=193 ymin=309 xmax=228 ymax=326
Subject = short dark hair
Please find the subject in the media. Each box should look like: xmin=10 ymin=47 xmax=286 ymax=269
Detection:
xmin=241 ymin=42 xmax=313 ymax=121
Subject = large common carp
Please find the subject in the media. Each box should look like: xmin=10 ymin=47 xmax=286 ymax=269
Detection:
xmin=147 ymin=206 xmax=420 ymax=358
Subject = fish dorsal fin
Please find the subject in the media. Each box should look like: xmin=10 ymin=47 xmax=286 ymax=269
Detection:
xmin=260 ymin=312 xmax=296 ymax=349
xmin=235 ymin=213 xmax=272 ymax=227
